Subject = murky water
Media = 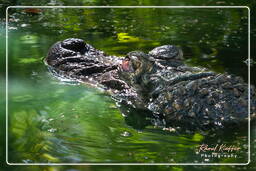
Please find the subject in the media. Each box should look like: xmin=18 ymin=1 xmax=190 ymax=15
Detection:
xmin=1 ymin=6 xmax=255 ymax=167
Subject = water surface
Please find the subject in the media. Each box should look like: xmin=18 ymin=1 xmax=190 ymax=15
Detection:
xmin=4 ymin=7 xmax=252 ymax=164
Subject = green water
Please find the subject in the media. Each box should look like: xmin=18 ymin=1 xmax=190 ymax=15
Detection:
xmin=1 ymin=5 xmax=255 ymax=169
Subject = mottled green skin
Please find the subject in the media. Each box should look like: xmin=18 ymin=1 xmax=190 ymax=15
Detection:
xmin=46 ymin=38 xmax=255 ymax=131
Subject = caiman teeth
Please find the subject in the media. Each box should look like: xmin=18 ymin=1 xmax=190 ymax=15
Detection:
xmin=122 ymin=60 xmax=130 ymax=71
xmin=120 ymin=59 xmax=134 ymax=72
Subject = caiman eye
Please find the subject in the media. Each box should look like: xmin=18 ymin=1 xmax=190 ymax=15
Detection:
xmin=130 ymin=55 xmax=141 ymax=71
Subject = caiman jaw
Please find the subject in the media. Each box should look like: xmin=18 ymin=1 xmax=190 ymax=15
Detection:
xmin=121 ymin=57 xmax=134 ymax=72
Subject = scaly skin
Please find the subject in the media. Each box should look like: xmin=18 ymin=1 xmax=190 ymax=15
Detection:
xmin=45 ymin=38 xmax=256 ymax=131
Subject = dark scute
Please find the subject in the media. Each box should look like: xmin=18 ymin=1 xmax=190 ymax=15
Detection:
xmin=101 ymin=80 xmax=126 ymax=90
xmin=77 ymin=65 xmax=108 ymax=76
xmin=61 ymin=38 xmax=88 ymax=54
xmin=149 ymin=45 xmax=179 ymax=60
xmin=46 ymin=42 xmax=62 ymax=64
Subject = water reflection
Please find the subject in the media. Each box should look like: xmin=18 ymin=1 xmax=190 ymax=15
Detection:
xmin=8 ymin=76 xmax=248 ymax=163
xmin=8 ymin=77 xmax=193 ymax=163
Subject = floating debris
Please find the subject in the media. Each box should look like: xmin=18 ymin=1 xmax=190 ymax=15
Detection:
xmin=121 ymin=131 xmax=131 ymax=137
xmin=163 ymin=127 xmax=176 ymax=132
xmin=23 ymin=8 xmax=42 ymax=15
xmin=243 ymin=58 xmax=255 ymax=66
xmin=8 ymin=26 xmax=18 ymax=30
xmin=47 ymin=128 xmax=57 ymax=133
xmin=22 ymin=159 xmax=33 ymax=163
xmin=21 ymin=23 xmax=29 ymax=27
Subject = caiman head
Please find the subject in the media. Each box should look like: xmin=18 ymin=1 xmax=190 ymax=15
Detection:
xmin=45 ymin=38 xmax=183 ymax=93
